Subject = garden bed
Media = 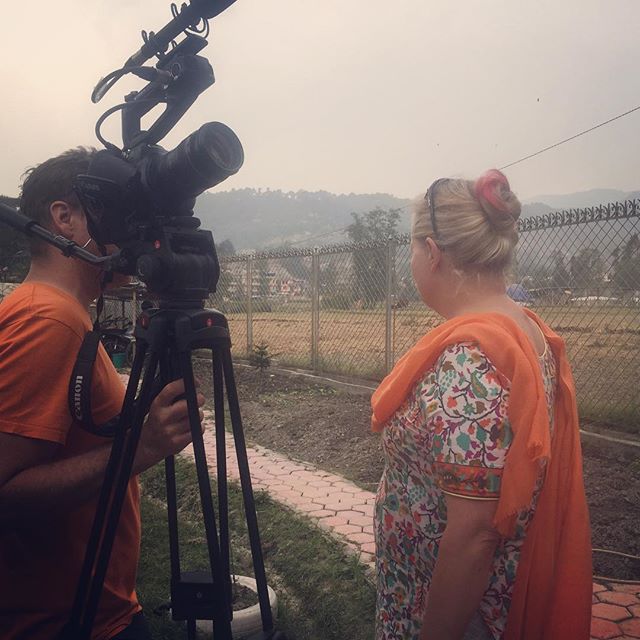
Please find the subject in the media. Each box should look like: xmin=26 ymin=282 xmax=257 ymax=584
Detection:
xmin=194 ymin=361 xmax=640 ymax=582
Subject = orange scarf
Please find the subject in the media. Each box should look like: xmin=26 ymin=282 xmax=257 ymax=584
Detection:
xmin=371 ymin=310 xmax=592 ymax=640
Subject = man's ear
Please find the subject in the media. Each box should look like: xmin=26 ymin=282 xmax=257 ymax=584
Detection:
xmin=49 ymin=200 xmax=74 ymax=237
xmin=425 ymin=237 xmax=442 ymax=272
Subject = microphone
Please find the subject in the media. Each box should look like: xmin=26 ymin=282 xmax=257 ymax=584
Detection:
xmin=126 ymin=0 xmax=238 ymax=67
xmin=92 ymin=0 xmax=238 ymax=103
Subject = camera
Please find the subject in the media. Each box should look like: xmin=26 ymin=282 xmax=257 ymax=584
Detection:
xmin=71 ymin=0 xmax=244 ymax=301
xmin=74 ymin=121 xmax=243 ymax=299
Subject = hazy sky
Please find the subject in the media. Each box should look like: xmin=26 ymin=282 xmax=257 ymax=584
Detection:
xmin=1 ymin=0 xmax=638 ymax=202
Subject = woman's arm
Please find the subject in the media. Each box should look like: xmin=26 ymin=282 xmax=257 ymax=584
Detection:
xmin=420 ymin=494 xmax=501 ymax=640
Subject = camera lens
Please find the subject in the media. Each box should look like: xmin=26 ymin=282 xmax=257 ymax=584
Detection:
xmin=143 ymin=122 xmax=244 ymax=206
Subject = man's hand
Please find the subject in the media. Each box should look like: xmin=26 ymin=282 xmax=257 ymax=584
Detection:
xmin=0 ymin=378 xmax=206 ymax=527
xmin=135 ymin=378 xmax=206 ymax=473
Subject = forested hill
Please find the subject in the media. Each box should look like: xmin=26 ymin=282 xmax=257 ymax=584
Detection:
xmin=2 ymin=187 xmax=638 ymax=253
xmin=194 ymin=187 xmax=640 ymax=250
xmin=194 ymin=188 xmax=411 ymax=250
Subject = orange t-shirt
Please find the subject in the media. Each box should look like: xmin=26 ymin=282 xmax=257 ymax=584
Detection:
xmin=0 ymin=282 xmax=141 ymax=640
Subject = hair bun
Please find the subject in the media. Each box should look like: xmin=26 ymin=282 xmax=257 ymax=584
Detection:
xmin=474 ymin=169 xmax=521 ymax=233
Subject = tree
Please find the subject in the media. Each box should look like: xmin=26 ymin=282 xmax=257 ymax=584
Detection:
xmin=216 ymin=239 xmax=236 ymax=257
xmin=612 ymin=233 xmax=640 ymax=295
xmin=256 ymin=264 xmax=271 ymax=298
xmin=320 ymin=258 xmax=354 ymax=309
xmin=551 ymin=250 xmax=570 ymax=290
xmin=570 ymin=247 xmax=604 ymax=292
xmin=347 ymin=207 xmax=401 ymax=244
xmin=346 ymin=208 xmax=401 ymax=308
xmin=0 ymin=195 xmax=29 ymax=282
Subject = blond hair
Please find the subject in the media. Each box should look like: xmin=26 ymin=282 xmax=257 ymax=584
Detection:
xmin=411 ymin=169 xmax=521 ymax=274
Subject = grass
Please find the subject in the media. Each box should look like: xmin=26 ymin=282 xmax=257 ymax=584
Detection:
xmin=137 ymin=457 xmax=376 ymax=640
xmin=578 ymin=403 xmax=640 ymax=435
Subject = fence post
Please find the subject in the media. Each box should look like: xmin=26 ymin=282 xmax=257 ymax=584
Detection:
xmin=246 ymin=255 xmax=253 ymax=356
xmin=311 ymin=247 xmax=320 ymax=372
xmin=385 ymin=241 xmax=396 ymax=374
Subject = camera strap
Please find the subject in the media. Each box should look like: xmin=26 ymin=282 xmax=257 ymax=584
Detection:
xmin=68 ymin=330 xmax=121 ymax=438
xmin=68 ymin=328 xmax=163 ymax=439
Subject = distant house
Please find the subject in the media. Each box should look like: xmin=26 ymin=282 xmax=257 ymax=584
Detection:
xmin=278 ymin=278 xmax=306 ymax=297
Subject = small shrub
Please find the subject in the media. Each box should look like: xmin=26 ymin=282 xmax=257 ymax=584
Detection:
xmin=249 ymin=341 xmax=272 ymax=372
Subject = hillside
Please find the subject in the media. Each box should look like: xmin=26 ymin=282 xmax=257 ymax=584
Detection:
xmin=2 ymin=187 xmax=637 ymax=253
xmin=195 ymin=187 xmax=639 ymax=250
xmin=523 ymin=188 xmax=640 ymax=210
xmin=193 ymin=188 xmax=411 ymax=250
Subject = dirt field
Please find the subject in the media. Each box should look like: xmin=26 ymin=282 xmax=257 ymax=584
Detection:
xmin=223 ymin=304 xmax=640 ymax=430
xmin=193 ymin=362 xmax=640 ymax=582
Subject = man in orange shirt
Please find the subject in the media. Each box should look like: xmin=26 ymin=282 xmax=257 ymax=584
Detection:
xmin=0 ymin=147 xmax=205 ymax=639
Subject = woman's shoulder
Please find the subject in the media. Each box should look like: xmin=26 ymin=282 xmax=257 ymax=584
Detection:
xmin=434 ymin=341 xmax=498 ymax=374
xmin=415 ymin=341 xmax=508 ymax=398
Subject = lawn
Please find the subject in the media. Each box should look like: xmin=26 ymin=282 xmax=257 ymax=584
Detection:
xmin=137 ymin=457 xmax=375 ymax=640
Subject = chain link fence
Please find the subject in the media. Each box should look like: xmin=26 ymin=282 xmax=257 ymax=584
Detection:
xmin=1 ymin=199 xmax=638 ymax=428
xmin=210 ymin=199 xmax=640 ymax=429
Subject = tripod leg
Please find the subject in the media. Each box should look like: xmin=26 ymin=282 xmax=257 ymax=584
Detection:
xmin=157 ymin=351 xmax=183 ymax=598
xmin=179 ymin=350 xmax=233 ymax=640
xmin=165 ymin=454 xmax=182 ymax=584
xmin=213 ymin=351 xmax=232 ymax=606
xmin=221 ymin=347 xmax=274 ymax=632
xmin=78 ymin=344 xmax=164 ymax=639
xmin=63 ymin=339 xmax=154 ymax=639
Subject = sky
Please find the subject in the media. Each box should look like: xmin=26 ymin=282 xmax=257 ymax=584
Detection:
xmin=1 ymin=0 xmax=639 ymax=202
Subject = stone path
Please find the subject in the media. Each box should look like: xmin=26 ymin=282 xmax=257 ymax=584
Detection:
xmin=196 ymin=410 xmax=640 ymax=639
xmin=199 ymin=411 xmax=376 ymax=572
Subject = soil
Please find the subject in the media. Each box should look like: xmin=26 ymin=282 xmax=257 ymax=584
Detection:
xmin=193 ymin=361 xmax=640 ymax=582
xmin=232 ymin=582 xmax=259 ymax=611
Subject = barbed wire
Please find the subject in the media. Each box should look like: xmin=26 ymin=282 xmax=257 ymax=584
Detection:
xmin=220 ymin=198 xmax=639 ymax=261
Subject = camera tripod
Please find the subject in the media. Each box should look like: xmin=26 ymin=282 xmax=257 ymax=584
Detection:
xmin=65 ymin=302 xmax=286 ymax=640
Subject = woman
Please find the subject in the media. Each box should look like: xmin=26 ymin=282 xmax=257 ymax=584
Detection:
xmin=372 ymin=170 xmax=592 ymax=640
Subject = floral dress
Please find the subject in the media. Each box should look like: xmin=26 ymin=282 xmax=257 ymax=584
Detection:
xmin=375 ymin=341 xmax=556 ymax=640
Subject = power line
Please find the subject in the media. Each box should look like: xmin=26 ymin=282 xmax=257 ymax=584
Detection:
xmin=499 ymin=104 xmax=640 ymax=170
xmin=282 ymin=104 xmax=640 ymax=246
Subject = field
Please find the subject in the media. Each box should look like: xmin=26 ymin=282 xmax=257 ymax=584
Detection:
xmin=222 ymin=302 xmax=640 ymax=431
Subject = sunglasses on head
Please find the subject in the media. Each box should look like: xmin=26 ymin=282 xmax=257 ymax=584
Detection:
xmin=424 ymin=178 xmax=448 ymax=241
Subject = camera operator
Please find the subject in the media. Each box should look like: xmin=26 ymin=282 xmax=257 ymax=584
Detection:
xmin=0 ymin=147 xmax=206 ymax=639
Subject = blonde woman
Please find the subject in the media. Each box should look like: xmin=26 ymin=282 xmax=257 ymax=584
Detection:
xmin=372 ymin=171 xmax=592 ymax=640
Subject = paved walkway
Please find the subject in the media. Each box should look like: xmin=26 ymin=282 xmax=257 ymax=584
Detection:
xmin=196 ymin=410 xmax=639 ymax=639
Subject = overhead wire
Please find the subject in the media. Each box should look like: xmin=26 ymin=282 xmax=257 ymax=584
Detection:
xmin=280 ymin=103 xmax=640 ymax=247
xmin=499 ymin=104 xmax=640 ymax=170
